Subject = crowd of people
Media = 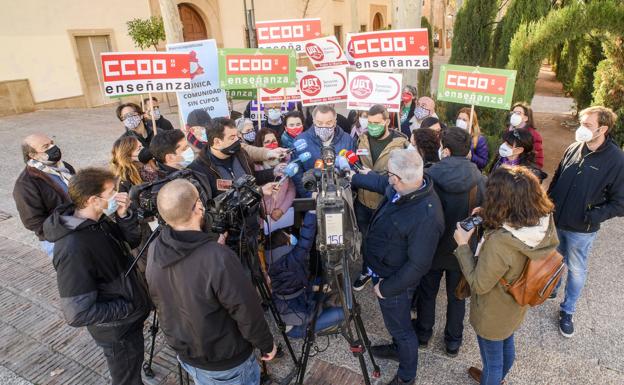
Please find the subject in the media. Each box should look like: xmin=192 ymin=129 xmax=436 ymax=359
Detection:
xmin=11 ymin=92 xmax=624 ymax=385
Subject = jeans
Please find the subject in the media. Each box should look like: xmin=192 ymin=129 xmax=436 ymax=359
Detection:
xmin=179 ymin=353 xmax=260 ymax=385
xmin=95 ymin=326 xmax=145 ymax=385
xmin=354 ymin=200 xmax=374 ymax=275
xmin=378 ymin=287 xmax=419 ymax=382
xmin=414 ymin=269 xmax=465 ymax=349
xmin=40 ymin=240 xmax=54 ymax=259
xmin=476 ymin=334 xmax=515 ymax=385
xmin=554 ymin=228 xmax=598 ymax=314
xmin=287 ymin=306 xmax=345 ymax=338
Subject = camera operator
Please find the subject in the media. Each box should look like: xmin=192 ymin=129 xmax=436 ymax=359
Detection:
xmin=43 ymin=168 xmax=150 ymax=385
xmin=146 ymin=179 xmax=276 ymax=385
xmin=350 ymin=149 xmax=444 ymax=385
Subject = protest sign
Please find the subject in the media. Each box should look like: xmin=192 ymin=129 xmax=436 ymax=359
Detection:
xmin=437 ymin=64 xmax=517 ymax=110
xmin=218 ymin=48 xmax=296 ymax=89
xmin=347 ymin=72 xmax=403 ymax=112
xmin=167 ymin=39 xmax=229 ymax=121
xmin=256 ymin=18 xmax=322 ymax=53
xmin=100 ymin=52 xmax=193 ymax=96
xmin=258 ymin=67 xmax=306 ymax=103
xmin=304 ymin=36 xmax=349 ymax=69
xmin=226 ymin=89 xmax=257 ymax=100
xmin=297 ymin=67 xmax=347 ymax=106
xmin=248 ymin=100 xmax=292 ymax=121
xmin=345 ymin=29 xmax=430 ymax=71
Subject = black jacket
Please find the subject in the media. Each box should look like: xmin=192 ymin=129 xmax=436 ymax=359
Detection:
xmin=145 ymin=115 xmax=174 ymax=132
xmin=43 ymin=204 xmax=150 ymax=341
xmin=351 ymin=173 xmax=445 ymax=297
xmin=146 ymin=226 xmax=273 ymax=371
xmin=548 ymin=138 xmax=624 ymax=233
xmin=13 ymin=162 xmax=75 ymax=240
xmin=426 ymin=156 xmax=486 ymax=270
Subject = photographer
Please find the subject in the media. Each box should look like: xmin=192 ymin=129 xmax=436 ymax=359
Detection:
xmin=146 ymin=179 xmax=276 ymax=385
xmin=350 ymin=149 xmax=444 ymax=385
xmin=43 ymin=168 xmax=150 ymax=385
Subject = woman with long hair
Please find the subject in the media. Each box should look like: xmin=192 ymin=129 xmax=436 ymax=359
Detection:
xmin=453 ymin=166 xmax=559 ymax=385
xmin=456 ymin=107 xmax=489 ymax=171
xmin=110 ymin=136 xmax=157 ymax=193
xmin=409 ymin=127 xmax=441 ymax=168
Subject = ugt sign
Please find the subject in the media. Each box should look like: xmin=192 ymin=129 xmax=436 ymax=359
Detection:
xmin=100 ymin=52 xmax=193 ymax=96
xmin=218 ymin=48 xmax=296 ymax=89
xmin=256 ymin=18 xmax=322 ymax=53
xmin=437 ymin=64 xmax=517 ymax=110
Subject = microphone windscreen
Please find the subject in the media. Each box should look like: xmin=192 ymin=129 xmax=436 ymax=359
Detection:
xmin=284 ymin=162 xmax=299 ymax=177
xmin=293 ymin=139 xmax=307 ymax=151
xmin=298 ymin=151 xmax=312 ymax=162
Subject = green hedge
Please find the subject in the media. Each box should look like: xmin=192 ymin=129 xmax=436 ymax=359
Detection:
xmin=592 ymin=35 xmax=624 ymax=146
xmin=417 ymin=16 xmax=434 ymax=97
xmin=449 ymin=0 xmax=499 ymax=66
xmin=572 ymin=37 xmax=605 ymax=110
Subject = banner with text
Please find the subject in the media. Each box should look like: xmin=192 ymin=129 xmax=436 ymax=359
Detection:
xmin=218 ymin=48 xmax=297 ymax=89
xmin=256 ymin=18 xmax=322 ymax=53
xmin=101 ymin=52 xmax=193 ymax=96
xmin=304 ymin=35 xmax=349 ymax=69
xmin=258 ymin=67 xmax=307 ymax=102
xmin=226 ymin=89 xmax=257 ymax=100
xmin=346 ymin=29 xmax=430 ymax=71
xmin=297 ymin=67 xmax=347 ymax=106
xmin=167 ymin=39 xmax=229 ymax=121
xmin=437 ymin=64 xmax=517 ymax=110
xmin=347 ymin=71 xmax=403 ymax=112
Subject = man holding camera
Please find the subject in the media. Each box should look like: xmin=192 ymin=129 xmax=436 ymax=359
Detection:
xmin=351 ymin=149 xmax=444 ymax=385
xmin=146 ymin=179 xmax=276 ymax=385
xmin=43 ymin=168 xmax=151 ymax=385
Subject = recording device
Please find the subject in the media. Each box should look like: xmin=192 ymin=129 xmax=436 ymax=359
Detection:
xmin=277 ymin=162 xmax=299 ymax=186
xmin=283 ymin=139 xmax=308 ymax=156
xmin=339 ymin=149 xmax=363 ymax=171
xmin=207 ymin=175 xmax=263 ymax=233
xmin=460 ymin=215 xmax=484 ymax=231
xmin=292 ymin=151 xmax=312 ymax=164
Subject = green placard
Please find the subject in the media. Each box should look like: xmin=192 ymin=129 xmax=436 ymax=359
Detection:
xmin=437 ymin=64 xmax=517 ymax=110
xmin=225 ymin=89 xmax=257 ymax=100
xmin=218 ymin=48 xmax=296 ymax=90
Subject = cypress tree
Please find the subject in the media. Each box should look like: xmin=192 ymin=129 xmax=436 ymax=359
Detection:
xmin=449 ymin=0 xmax=499 ymax=66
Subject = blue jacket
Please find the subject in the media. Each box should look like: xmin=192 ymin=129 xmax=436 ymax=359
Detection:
xmin=351 ymin=172 xmax=444 ymax=297
xmin=280 ymin=131 xmax=295 ymax=149
xmin=470 ymin=135 xmax=489 ymax=170
xmin=292 ymin=126 xmax=355 ymax=197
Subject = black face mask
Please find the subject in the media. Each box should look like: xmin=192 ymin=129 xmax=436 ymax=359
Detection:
xmin=219 ymin=140 xmax=241 ymax=156
xmin=45 ymin=145 xmax=62 ymax=163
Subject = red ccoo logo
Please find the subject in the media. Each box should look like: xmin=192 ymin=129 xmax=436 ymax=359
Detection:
xmin=305 ymin=43 xmax=324 ymax=61
xmin=350 ymin=75 xmax=373 ymax=99
xmin=300 ymin=75 xmax=322 ymax=96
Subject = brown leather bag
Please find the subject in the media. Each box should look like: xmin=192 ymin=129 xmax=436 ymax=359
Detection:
xmin=454 ymin=186 xmax=478 ymax=300
xmin=499 ymin=250 xmax=566 ymax=307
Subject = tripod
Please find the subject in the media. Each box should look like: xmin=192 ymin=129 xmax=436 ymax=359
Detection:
xmin=294 ymin=251 xmax=380 ymax=385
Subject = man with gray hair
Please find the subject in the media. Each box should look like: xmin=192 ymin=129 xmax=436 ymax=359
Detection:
xmin=351 ymin=149 xmax=444 ymax=385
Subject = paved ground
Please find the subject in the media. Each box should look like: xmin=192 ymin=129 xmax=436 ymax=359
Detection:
xmin=1 ymin=63 xmax=623 ymax=385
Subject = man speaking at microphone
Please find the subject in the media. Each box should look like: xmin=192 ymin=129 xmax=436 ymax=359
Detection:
xmin=352 ymin=104 xmax=408 ymax=291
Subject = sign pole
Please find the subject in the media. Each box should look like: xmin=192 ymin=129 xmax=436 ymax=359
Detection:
xmin=468 ymin=104 xmax=475 ymax=134
xmin=148 ymin=91 xmax=158 ymax=136
xmin=257 ymin=92 xmax=261 ymax=132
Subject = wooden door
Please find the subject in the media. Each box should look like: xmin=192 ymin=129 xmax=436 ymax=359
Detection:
xmin=178 ymin=3 xmax=208 ymax=42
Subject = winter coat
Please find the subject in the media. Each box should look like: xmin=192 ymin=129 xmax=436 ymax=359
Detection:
xmin=292 ymin=127 xmax=356 ymax=197
xmin=470 ymin=135 xmax=489 ymax=170
xmin=356 ymin=131 xmax=408 ymax=209
xmin=390 ymin=101 xmax=416 ymax=137
xmin=454 ymin=215 xmax=559 ymax=340
xmin=146 ymin=226 xmax=273 ymax=371
xmin=144 ymin=115 xmax=174 ymax=132
xmin=548 ymin=137 xmax=624 ymax=233
xmin=13 ymin=162 xmax=75 ymax=240
xmin=426 ymin=156 xmax=487 ymax=270
xmin=351 ymin=173 xmax=444 ymax=297
xmin=43 ymin=204 xmax=150 ymax=341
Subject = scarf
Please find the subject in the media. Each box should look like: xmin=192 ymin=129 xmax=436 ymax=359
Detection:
xmin=27 ymin=159 xmax=73 ymax=186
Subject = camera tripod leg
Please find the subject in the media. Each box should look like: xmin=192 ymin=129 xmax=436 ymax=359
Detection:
xmin=335 ymin=289 xmax=372 ymax=385
xmin=350 ymin=300 xmax=381 ymax=378
xmin=295 ymin=286 xmax=325 ymax=385
xmin=143 ymin=310 xmax=159 ymax=378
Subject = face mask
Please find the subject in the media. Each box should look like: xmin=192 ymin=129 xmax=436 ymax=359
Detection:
xmin=179 ymin=147 xmax=195 ymax=167
xmin=242 ymin=131 xmax=256 ymax=143
xmin=286 ymin=125 xmax=303 ymax=138
xmin=220 ymin=140 xmax=241 ymax=156
xmin=123 ymin=114 xmax=142 ymax=130
xmin=314 ymin=126 xmax=335 ymax=142
xmin=290 ymin=234 xmax=298 ymax=246
xmin=575 ymin=125 xmax=596 ymax=143
xmin=199 ymin=129 xmax=208 ymax=142
xmin=267 ymin=109 xmax=281 ymax=121
xmin=358 ymin=118 xmax=369 ymax=130
xmin=499 ymin=142 xmax=514 ymax=158
xmin=44 ymin=145 xmax=62 ymax=163
xmin=103 ymin=195 xmax=118 ymax=217
xmin=414 ymin=106 xmax=430 ymax=121
xmin=401 ymin=92 xmax=413 ymax=104
xmin=407 ymin=143 xmax=417 ymax=151
xmin=151 ymin=108 xmax=161 ymax=120
xmin=510 ymin=113 xmax=523 ymax=127
xmin=265 ymin=142 xmax=279 ymax=149
xmin=367 ymin=123 xmax=386 ymax=138
xmin=455 ymin=119 xmax=468 ymax=130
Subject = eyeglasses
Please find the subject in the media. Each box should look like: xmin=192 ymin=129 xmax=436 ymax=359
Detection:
xmin=387 ymin=171 xmax=402 ymax=181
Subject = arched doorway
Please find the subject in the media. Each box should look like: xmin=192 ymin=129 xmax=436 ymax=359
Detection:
xmin=178 ymin=3 xmax=208 ymax=42
xmin=372 ymin=12 xmax=384 ymax=30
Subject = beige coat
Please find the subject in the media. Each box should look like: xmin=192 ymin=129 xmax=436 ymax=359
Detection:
xmin=454 ymin=215 xmax=559 ymax=340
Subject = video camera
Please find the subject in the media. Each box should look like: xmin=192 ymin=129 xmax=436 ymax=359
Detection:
xmin=207 ymin=175 xmax=263 ymax=233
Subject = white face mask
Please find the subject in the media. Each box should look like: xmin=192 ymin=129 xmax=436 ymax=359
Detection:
xmin=510 ymin=113 xmax=523 ymax=127
xmin=499 ymin=142 xmax=514 ymax=158
xmin=407 ymin=143 xmax=417 ymax=151
xmin=358 ymin=117 xmax=369 ymax=130
xmin=455 ymin=119 xmax=468 ymax=130
xmin=575 ymin=125 xmax=596 ymax=143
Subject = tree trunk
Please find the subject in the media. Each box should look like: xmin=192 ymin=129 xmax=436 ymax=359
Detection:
xmin=392 ymin=0 xmax=422 ymax=88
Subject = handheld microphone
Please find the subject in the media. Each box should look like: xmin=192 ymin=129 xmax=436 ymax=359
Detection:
xmin=277 ymin=162 xmax=299 ymax=186
xmin=343 ymin=150 xmax=363 ymax=170
xmin=336 ymin=156 xmax=351 ymax=172
xmin=285 ymin=139 xmax=308 ymax=155
xmin=294 ymin=151 xmax=312 ymax=164
xmin=313 ymin=159 xmax=325 ymax=170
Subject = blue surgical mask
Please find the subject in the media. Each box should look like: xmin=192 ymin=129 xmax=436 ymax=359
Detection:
xmin=151 ymin=108 xmax=161 ymax=120
xmin=180 ymin=147 xmax=195 ymax=167
xmin=267 ymin=109 xmax=281 ymax=121
xmin=103 ymin=196 xmax=118 ymax=217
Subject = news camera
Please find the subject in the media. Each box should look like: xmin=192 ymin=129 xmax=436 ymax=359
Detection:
xmin=207 ymin=174 xmax=263 ymax=233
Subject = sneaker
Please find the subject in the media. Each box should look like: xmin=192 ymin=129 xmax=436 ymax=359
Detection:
xmin=445 ymin=346 xmax=460 ymax=357
xmin=370 ymin=343 xmax=399 ymax=362
xmin=387 ymin=374 xmax=415 ymax=385
xmin=559 ymin=311 xmax=575 ymax=338
xmin=352 ymin=274 xmax=371 ymax=291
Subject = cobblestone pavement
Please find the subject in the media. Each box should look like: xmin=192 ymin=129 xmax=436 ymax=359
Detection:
xmin=1 ymin=74 xmax=623 ymax=384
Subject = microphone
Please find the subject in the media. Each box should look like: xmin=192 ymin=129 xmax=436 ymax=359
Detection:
xmin=285 ymin=139 xmax=308 ymax=155
xmin=293 ymin=151 xmax=312 ymax=164
xmin=314 ymin=159 xmax=325 ymax=170
xmin=343 ymin=150 xmax=363 ymax=170
xmin=277 ymin=162 xmax=299 ymax=186
xmin=336 ymin=156 xmax=351 ymax=172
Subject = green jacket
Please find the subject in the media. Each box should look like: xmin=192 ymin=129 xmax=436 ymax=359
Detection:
xmin=454 ymin=214 xmax=559 ymax=341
